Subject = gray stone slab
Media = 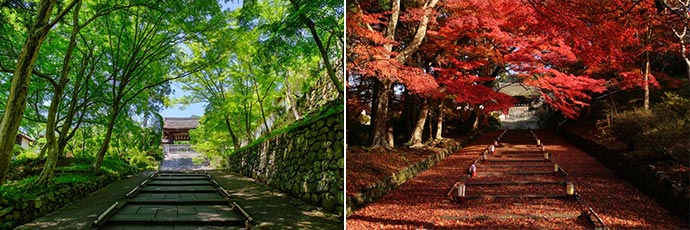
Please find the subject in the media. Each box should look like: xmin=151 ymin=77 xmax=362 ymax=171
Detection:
xmin=149 ymin=180 xmax=212 ymax=186
xmin=137 ymin=206 xmax=159 ymax=214
xmin=177 ymin=206 xmax=197 ymax=215
xmin=140 ymin=185 xmax=217 ymax=193
xmin=153 ymin=176 xmax=209 ymax=180
xmin=109 ymin=213 xmax=154 ymax=222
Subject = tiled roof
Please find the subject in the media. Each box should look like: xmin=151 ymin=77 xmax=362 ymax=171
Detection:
xmin=163 ymin=117 xmax=200 ymax=129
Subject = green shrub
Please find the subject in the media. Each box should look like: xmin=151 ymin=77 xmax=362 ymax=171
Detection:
xmin=128 ymin=150 xmax=159 ymax=171
xmin=611 ymin=93 xmax=690 ymax=164
xmin=14 ymin=146 xmax=39 ymax=161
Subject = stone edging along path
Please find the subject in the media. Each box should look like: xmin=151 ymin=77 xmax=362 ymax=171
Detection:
xmin=0 ymin=172 xmax=131 ymax=229
xmin=559 ymin=127 xmax=689 ymax=224
xmin=346 ymin=131 xmax=486 ymax=215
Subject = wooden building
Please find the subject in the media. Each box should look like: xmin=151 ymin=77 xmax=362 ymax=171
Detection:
xmin=162 ymin=117 xmax=199 ymax=144
xmin=15 ymin=132 xmax=34 ymax=148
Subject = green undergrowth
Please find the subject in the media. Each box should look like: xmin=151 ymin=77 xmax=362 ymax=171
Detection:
xmin=0 ymin=157 xmax=136 ymax=201
xmin=232 ymin=100 xmax=343 ymax=155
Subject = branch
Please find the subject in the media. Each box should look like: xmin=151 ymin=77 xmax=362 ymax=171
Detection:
xmin=47 ymin=0 xmax=80 ymax=29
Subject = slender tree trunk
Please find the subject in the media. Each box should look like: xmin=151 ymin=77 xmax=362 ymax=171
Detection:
xmin=288 ymin=0 xmax=343 ymax=98
xmin=472 ymin=113 xmax=480 ymax=131
xmin=672 ymin=25 xmax=690 ymax=99
xmin=406 ymin=98 xmax=429 ymax=148
xmin=93 ymin=110 xmax=117 ymax=171
xmin=0 ymin=0 xmax=59 ymax=185
xmin=37 ymin=89 xmax=62 ymax=185
xmin=38 ymin=145 xmax=48 ymax=159
xmin=223 ymin=114 xmax=240 ymax=150
xmin=284 ymin=74 xmax=301 ymax=120
xmin=644 ymin=51 xmax=650 ymax=111
xmin=435 ymin=102 xmax=444 ymax=140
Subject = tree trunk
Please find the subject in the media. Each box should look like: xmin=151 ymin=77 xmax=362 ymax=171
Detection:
xmin=223 ymin=114 xmax=240 ymax=150
xmin=38 ymin=1 xmax=81 ymax=184
xmin=394 ymin=0 xmax=439 ymax=63
xmin=93 ymin=111 xmax=117 ymax=171
xmin=36 ymin=143 xmax=59 ymax=185
xmin=0 ymin=0 xmax=58 ymax=185
xmin=284 ymin=75 xmax=301 ymax=120
xmin=644 ymin=51 xmax=650 ymax=111
xmin=370 ymin=79 xmax=393 ymax=148
xmin=472 ymin=113 xmax=480 ymax=131
xmin=406 ymin=98 xmax=429 ymax=148
xmin=288 ymin=0 xmax=342 ymax=98
xmin=435 ymin=102 xmax=443 ymax=140
xmin=37 ymin=85 xmax=63 ymax=185
xmin=38 ymin=145 xmax=48 ymax=159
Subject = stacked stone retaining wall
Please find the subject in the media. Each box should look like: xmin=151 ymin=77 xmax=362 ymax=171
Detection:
xmin=0 ymin=173 xmax=127 ymax=229
xmin=227 ymin=112 xmax=344 ymax=216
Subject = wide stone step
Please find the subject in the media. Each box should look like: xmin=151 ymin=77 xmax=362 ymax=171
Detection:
xmin=465 ymin=181 xmax=565 ymax=186
xmin=152 ymin=176 xmax=209 ymax=180
xmin=465 ymin=184 xmax=565 ymax=196
xmin=439 ymin=213 xmax=581 ymax=220
xmin=476 ymin=171 xmax=553 ymax=176
xmin=127 ymin=200 xmax=228 ymax=205
xmin=148 ymin=180 xmax=213 ymax=186
xmin=157 ymin=173 xmax=207 ymax=177
xmin=465 ymin=194 xmax=568 ymax=199
xmin=478 ymin=164 xmax=553 ymax=168
xmin=108 ymin=214 xmax=243 ymax=226
xmin=101 ymin=224 xmax=244 ymax=230
xmin=468 ymin=174 xmax=562 ymax=182
xmin=129 ymin=193 xmax=227 ymax=205
xmin=484 ymin=158 xmax=549 ymax=162
xmin=140 ymin=185 xmax=217 ymax=193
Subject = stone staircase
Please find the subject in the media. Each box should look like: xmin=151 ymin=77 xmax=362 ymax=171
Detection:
xmin=445 ymin=130 xmax=597 ymax=228
xmin=94 ymin=171 xmax=252 ymax=229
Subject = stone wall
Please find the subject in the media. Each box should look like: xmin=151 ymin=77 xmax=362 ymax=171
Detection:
xmin=346 ymin=131 xmax=485 ymax=215
xmin=227 ymin=111 xmax=344 ymax=216
xmin=560 ymin=127 xmax=689 ymax=223
xmin=0 ymin=173 xmax=127 ymax=229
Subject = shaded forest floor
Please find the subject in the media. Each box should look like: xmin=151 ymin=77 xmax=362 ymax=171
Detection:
xmin=564 ymin=120 xmax=689 ymax=188
xmin=346 ymin=134 xmax=472 ymax=197
xmin=347 ymin=130 xmax=688 ymax=229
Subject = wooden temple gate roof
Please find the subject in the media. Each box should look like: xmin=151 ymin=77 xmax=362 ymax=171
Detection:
xmin=163 ymin=117 xmax=199 ymax=143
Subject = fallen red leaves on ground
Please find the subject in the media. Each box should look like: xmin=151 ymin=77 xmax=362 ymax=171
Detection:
xmin=347 ymin=130 xmax=688 ymax=229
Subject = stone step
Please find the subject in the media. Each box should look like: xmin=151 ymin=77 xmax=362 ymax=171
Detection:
xmin=152 ymin=176 xmax=209 ymax=180
xmin=101 ymin=224 xmax=244 ymax=230
xmin=148 ymin=180 xmax=213 ymax=186
xmin=140 ymin=186 xmax=217 ymax=193
xmin=476 ymin=171 xmax=553 ymax=176
xmin=129 ymin=193 xmax=227 ymax=205
xmin=107 ymin=214 xmax=244 ymax=226
xmin=484 ymin=158 xmax=549 ymax=162
xmin=127 ymin=200 xmax=228 ymax=205
xmin=478 ymin=167 xmax=554 ymax=173
xmin=464 ymin=194 xmax=568 ymax=199
xmin=478 ymin=164 xmax=553 ymax=168
xmin=439 ymin=213 xmax=581 ymax=220
xmin=465 ymin=181 xmax=565 ymax=186
xmin=465 ymin=183 xmax=565 ymax=196
xmin=157 ymin=173 xmax=207 ymax=177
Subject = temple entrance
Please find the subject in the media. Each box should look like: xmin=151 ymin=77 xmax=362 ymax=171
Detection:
xmin=161 ymin=117 xmax=211 ymax=170
xmin=162 ymin=117 xmax=199 ymax=144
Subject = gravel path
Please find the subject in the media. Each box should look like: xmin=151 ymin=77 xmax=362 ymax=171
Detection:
xmin=160 ymin=145 xmax=213 ymax=171
xmin=347 ymin=130 xmax=688 ymax=229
